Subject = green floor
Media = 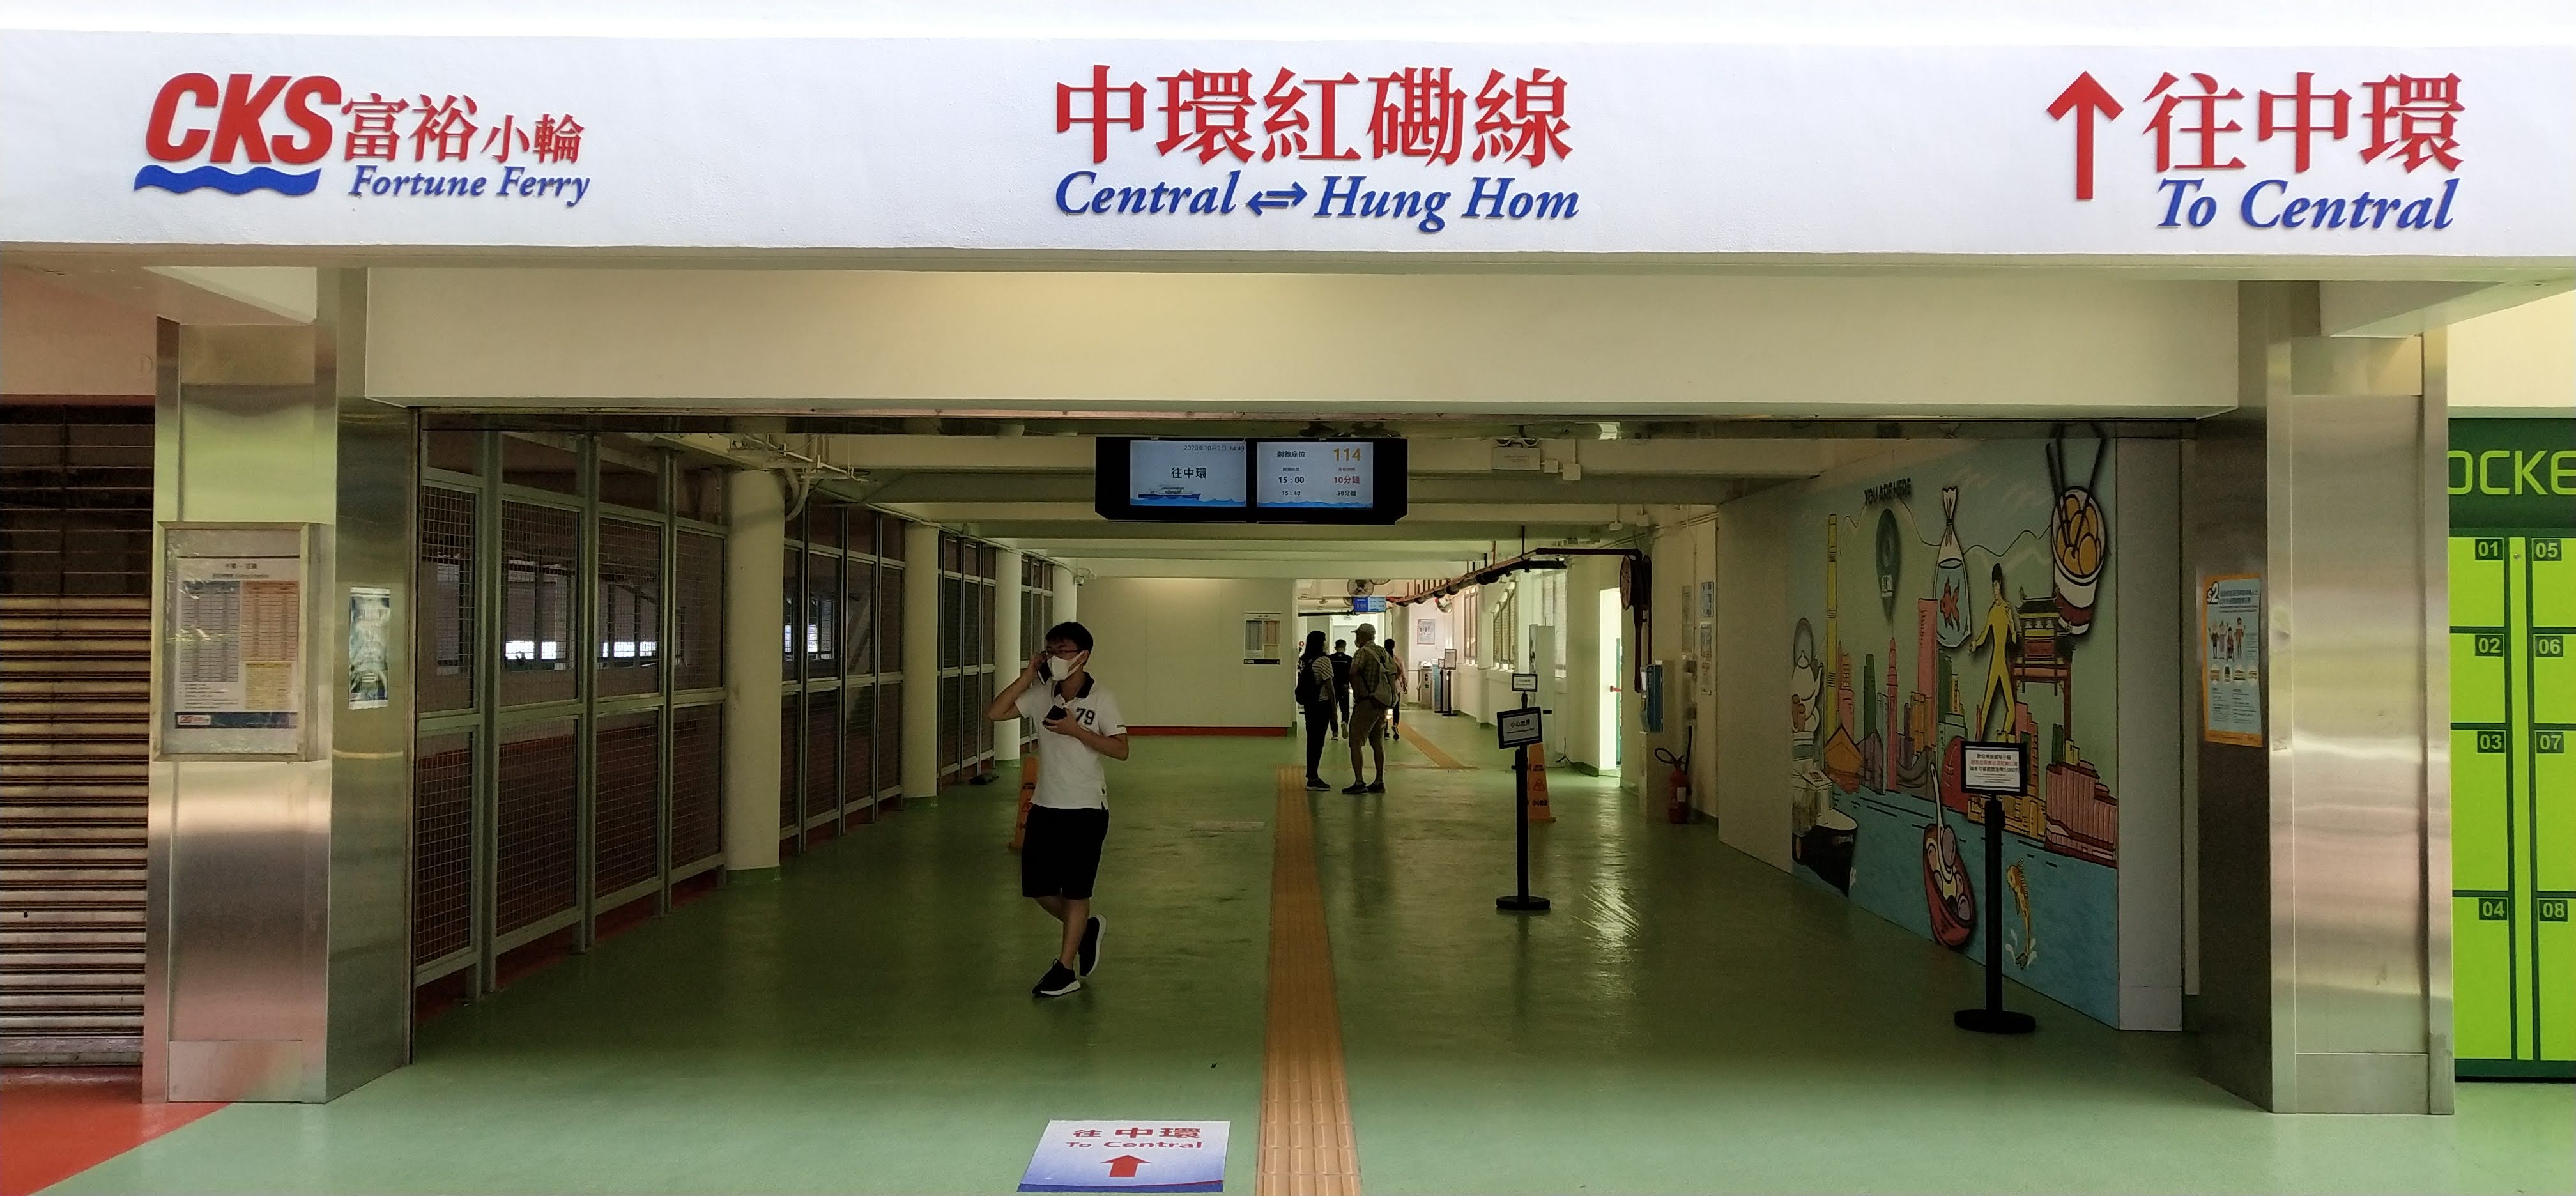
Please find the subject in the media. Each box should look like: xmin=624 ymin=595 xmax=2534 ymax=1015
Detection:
xmin=50 ymin=717 xmax=2574 ymax=1195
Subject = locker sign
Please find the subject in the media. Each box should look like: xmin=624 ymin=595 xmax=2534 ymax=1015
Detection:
xmin=2474 ymin=634 xmax=2506 ymax=656
xmin=2534 ymin=538 xmax=2564 ymax=561
xmin=2543 ymin=731 xmax=2568 ymax=754
xmin=2478 ymin=897 xmax=2510 ymax=921
xmin=2535 ymin=634 xmax=2564 ymax=657
xmin=2475 ymin=537 xmax=2506 ymax=560
xmin=2542 ymin=898 xmax=2572 ymax=923
xmin=2476 ymin=730 xmax=2508 ymax=754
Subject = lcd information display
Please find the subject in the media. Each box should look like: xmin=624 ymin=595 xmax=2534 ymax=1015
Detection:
xmin=1255 ymin=440 xmax=1374 ymax=509
xmin=1126 ymin=440 xmax=1248 ymax=509
xmin=1096 ymin=436 xmax=1404 ymax=525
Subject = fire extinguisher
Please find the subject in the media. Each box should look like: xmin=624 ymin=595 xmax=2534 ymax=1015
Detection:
xmin=1657 ymin=728 xmax=1694 ymax=824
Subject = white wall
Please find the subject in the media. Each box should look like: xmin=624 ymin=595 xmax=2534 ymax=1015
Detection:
xmin=1712 ymin=486 xmax=1796 ymax=869
xmin=2112 ymin=440 xmax=2185 ymax=1031
xmin=366 ymin=270 xmax=2237 ymax=418
xmin=1074 ymin=576 xmax=1297 ymax=731
xmin=13 ymin=0 xmax=2573 ymax=42
xmin=2447 ymin=291 xmax=2576 ymax=414
xmin=0 ymin=270 xmax=157 ymax=396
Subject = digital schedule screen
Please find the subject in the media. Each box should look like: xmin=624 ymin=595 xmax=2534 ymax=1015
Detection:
xmin=1255 ymin=440 xmax=1375 ymax=509
xmin=1125 ymin=440 xmax=1248 ymax=509
xmin=1096 ymin=437 xmax=1404 ymax=525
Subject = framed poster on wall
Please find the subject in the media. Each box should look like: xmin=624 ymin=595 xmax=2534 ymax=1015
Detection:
xmin=2200 ymin=574 xmax=2263 ymax=746
xmin=162 ymin=523 xmax=316 ymax=758
xmin=1696 ymin=619 xmax=1714 ymax=693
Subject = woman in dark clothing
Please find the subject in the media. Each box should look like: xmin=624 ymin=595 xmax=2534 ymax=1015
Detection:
xmin=1296 ymin=630 xmax=1340 ymax=791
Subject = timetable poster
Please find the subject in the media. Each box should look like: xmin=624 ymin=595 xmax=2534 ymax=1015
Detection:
xmin=1127 ymin=440 xmax=1247 ymax=509
xmin=2201 ymin=574 xmax=2263 ymax=746
xmin=172 ymin=555 xmax=303 ymax=729
xmin=1258 ymin=441 xmax=1373 ymax=509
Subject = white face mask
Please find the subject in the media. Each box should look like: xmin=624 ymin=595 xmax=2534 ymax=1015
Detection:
xmin=1044 ymin=657 xmax=1073 ymax=682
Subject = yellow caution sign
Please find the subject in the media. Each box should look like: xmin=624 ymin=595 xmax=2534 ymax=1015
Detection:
xmin=1008 ymin=754 xmax=1038 ymax=853
xmin=1523 ymin=745 xmax=1554 ymax=823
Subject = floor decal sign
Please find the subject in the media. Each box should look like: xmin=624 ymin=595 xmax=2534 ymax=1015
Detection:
xmin=1020 ymin=1120 xmax=1229 ymax=1193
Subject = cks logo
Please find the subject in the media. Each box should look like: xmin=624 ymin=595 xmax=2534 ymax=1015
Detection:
xmin=141 ymin=72 xmax=342 ymax=195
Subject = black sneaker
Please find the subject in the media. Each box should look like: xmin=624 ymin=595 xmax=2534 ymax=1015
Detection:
xmin=1305 ymin=776 xmax=1330 ymax=791
xmin=1078 ymin=916 xmax=1105 ymax=976
xmin=1365 ymin=779 xmax=1385 ymax=793
xmin=1342 ymin=783 xmax=1368 ymax=795
xmin=1032 ymin=961 xmax=1081 ymax=997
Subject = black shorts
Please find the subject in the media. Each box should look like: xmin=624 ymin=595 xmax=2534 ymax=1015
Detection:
xmin=1021 ymin=806 xmax=1109 ymax=900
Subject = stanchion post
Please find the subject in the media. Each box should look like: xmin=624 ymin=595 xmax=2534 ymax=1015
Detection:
xmin=1496 ymin=689 xmax=1550 ymax=913
xmin=1954 ymin=742 xmax=2035 ymax=1035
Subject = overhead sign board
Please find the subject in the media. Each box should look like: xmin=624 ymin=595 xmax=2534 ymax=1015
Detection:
xmin=3 ymin=33 xmax=2570 ymax=257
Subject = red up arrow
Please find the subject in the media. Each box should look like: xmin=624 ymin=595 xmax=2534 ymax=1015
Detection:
xmin=2046 ymin=72 xmax=2125 ymax=201
xmin=1105 ymin=1154 xmax=1151 ymax=1179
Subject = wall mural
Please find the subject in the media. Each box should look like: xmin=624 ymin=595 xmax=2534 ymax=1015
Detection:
xmin=1787 ymin=434 xmax=2120 ymax=1023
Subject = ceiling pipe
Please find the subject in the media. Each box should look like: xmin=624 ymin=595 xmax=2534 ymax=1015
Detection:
xmin=1393 ymin=546 xmax=1638 ymax=607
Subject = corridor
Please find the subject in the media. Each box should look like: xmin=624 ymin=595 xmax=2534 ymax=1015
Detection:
xmin=23 ymin=716 xmax=2570 ymax=1195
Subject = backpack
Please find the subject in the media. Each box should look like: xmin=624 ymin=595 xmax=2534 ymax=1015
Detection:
xmin=1294 ymin=656 xmax=1327 ymax=706
xmin=1354 ymin=645 xmax=1399 ymax=707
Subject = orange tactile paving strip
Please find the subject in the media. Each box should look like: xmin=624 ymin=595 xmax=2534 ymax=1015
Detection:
xmin=1258 ymin=766 xmax=1362 ymax=1196
xmin=1393 ymin=724 xmax=1466 ymax=770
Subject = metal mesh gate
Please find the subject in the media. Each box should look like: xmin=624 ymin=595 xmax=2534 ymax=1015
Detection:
xmin=494 ymin=718 xmax=580 ymax=942
xmin=592 ymin=713 xmax=661 ymax=901
xmin=669 ymin=703 xmax=722 ymax=871
xmin=411 ymin=733 xmax=476 ymax=972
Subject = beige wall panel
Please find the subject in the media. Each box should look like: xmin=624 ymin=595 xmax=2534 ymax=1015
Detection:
xmin=367 ymin=270 xmax=2236 ymax=417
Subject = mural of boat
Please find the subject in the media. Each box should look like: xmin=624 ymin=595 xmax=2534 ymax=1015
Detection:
xmin=1922 ymin=822 xmax=1975 ymax=949
xmin=1820 ymin=724 xmax=1864 ymax=793
xmin=2043 ymin=755 xmax=2119 ymax=865
xmin=1801 ymin=808 xmax=1860 ymax=894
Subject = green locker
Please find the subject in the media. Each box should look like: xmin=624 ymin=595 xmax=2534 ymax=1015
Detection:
xmin=2449 ymin=418 xmax=2575 ymax=1080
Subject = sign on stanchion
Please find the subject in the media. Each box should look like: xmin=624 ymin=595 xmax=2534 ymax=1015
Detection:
xmin=1953 ymin=740 xmax=2035 ymax=1035
xmin=1496 ymin=701 xmax=1550 ymax=913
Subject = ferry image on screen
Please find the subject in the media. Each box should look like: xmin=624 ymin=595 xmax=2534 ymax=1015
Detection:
xmin=1257 ymin=441 xmax=1374 ymax=509
xmin=1127 ymin=440 xmax=1249 ymax=508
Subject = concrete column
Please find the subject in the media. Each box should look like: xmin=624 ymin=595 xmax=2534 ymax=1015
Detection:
xmin=1564 ymin=555 xmax=1614 ymax=772
xmin=145 ymin=269 xmax=411 ymax=1102
xmin=2190 ymin=281 xmax=2451 ymax=1114
xmin=1054 ymin=560 xmax=1078 ymax=625
xmin=993 ymin=548 xmax=1025 ymax=761
xmin=902 ymin=521 xmax=941 ymax=798
xmin=721 ymin=470 xmax=783 ymax=876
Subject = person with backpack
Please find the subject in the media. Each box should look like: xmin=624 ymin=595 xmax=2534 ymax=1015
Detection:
xmin=1295 ymin=630 xmax=1339 ymax=791
xmin=1344 ymin=624 xmax=1398 ymax=794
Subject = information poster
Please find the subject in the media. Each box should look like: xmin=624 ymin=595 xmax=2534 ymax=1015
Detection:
xmin=172 ymin=555 xmax=303 ymax=729
xmin=2201 ymin=574 xmax=2264 ymax=746
xmin=1128 ymin=440 xmax=1247 ymax=509
xmin=1256 ymin=441 xmax=1372 ymax=509
xmin=1416 ymin=617 xmax=1437 ymax=646
xmin=1696 ymin=619 xmax=1715 ymax=693
xmin=1241 ymin=612 xmax=1282 ymax=664
xmin=348 ymin=586 xmax=394 ymax=710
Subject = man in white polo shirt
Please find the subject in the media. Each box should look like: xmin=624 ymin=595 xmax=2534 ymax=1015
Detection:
xmin=985 ymin=620 xmax=1129 ymax=998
